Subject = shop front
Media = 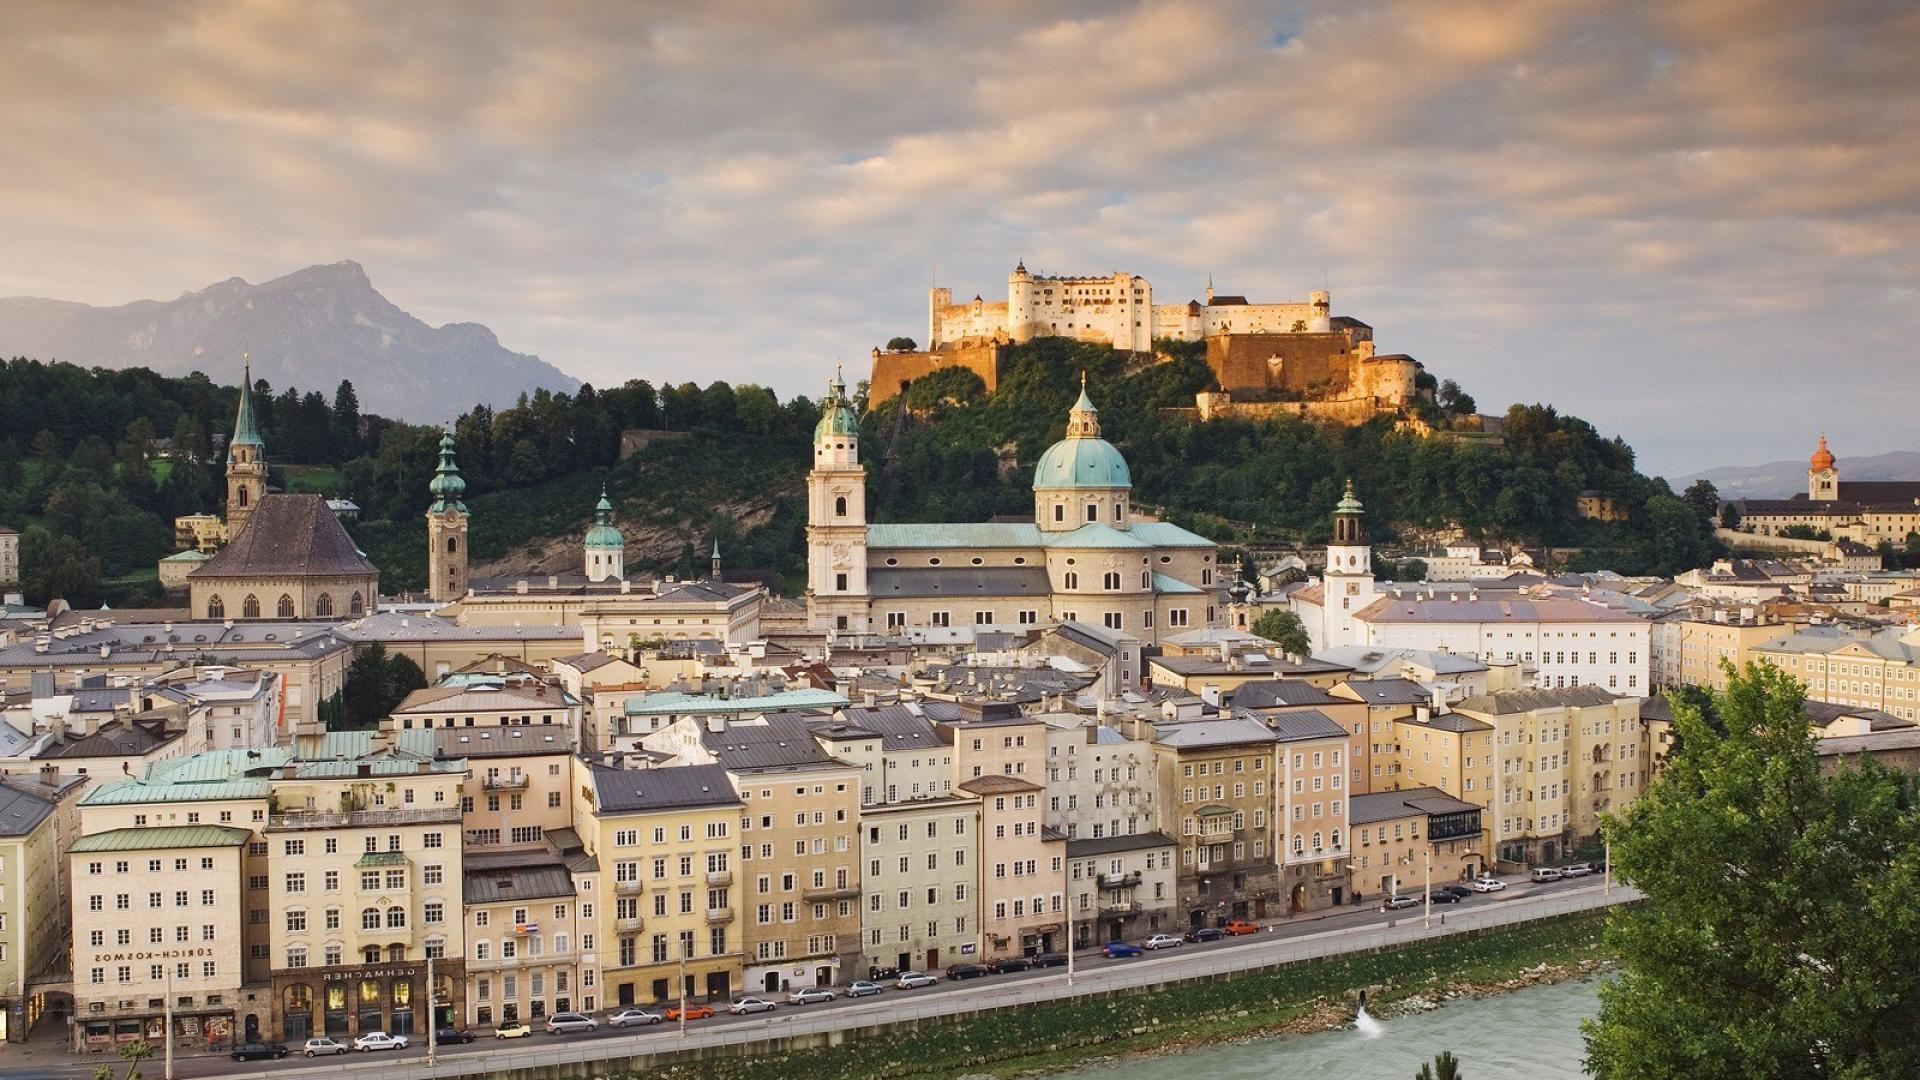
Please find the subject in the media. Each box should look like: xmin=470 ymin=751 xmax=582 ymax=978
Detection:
xmin=271 ymin=959 xmax=464 ymax=1043
xmin=78 ymin=1009 xmax=234 ymax=1055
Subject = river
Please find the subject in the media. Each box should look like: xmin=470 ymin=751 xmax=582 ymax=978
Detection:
xmin=1053 ymin=977 xmax=1602 ymax=1080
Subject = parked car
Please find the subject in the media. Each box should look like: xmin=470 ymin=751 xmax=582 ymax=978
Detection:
xmin=1441 ymin=884 xmax=1474 ymax=899
xmin=1223 ymin=919 xmax=1260 ymax=935
xmin=302 ymin=1036 xmax=350 ymax=1057
xmin=989 ymin=956 xmax=1034 ymax=973
xmin=665 ymin=1003 xmax=715 ymax=1021
xmin=1143 ymin=933 xmax=1184 ymax=950
xmin=1186 ymin=926 xmax=1226 ymax=943
xmin=1030 ymin=952 xmax=1069 ymax=968
xmin=894 ymin=971 xmax=938 ymax=989
xmin=494 ymin=1021 xmax=533 ymax=1039
xmin=1103 ymin=941 xmax=1144 ymax=958
xmin=433 ymin=1027 xmax=475 ymax=1044
xmin=1562 ymin=862 xmax=1594 ymax=877
xmin=1382 ymin=894 xmax=1420 ymax=910
xmin=945 ymin=962 xmax=990 ymax=980
xmin=231 ymin=1042 xmax=289 ymax=1061
xmin=847 ymin=980 xmax=885 ymax=997
xmin=788 ymin=987 xmax=838 ymax=1005
xmin=608 ymin=1008 xmax=664 ymax=1027
xmin=729 ymin=997 xmax=778 ymax=1015
xmin=352 ymin=1031 xmax=409 ymax=1052
xmin=1427 ymin=891 xmax=1462 ymax=905
xmin=546 ymin=1012 xmax=598 ymax=1034
xmin=1469 ymin=876 xmax=1507 ymax=893
xmin=1531 ymin=866 xmax=1565 ymax=882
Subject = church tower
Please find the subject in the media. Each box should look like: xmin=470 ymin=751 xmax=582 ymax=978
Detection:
xmin=425 ymin=429 xmax=469 ymax=602
xmin=806 ymin=370 xmax=870 ymax=634
xmin=1809 ymin=434 xmax=1839 ymax=501
xmin=584 ymin=490 xmax=625 ymax=582
xmin=1318 ymin=479 xmax=1377 ymax=651
xmin=225 ymin=351 xmax=268 ymax=540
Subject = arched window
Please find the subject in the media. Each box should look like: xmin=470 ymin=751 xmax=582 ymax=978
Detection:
xmin=236 ymin=487 xmax=249 ymax=508
xmin=1312 ymin=831 xmax=1323 ymax=851
xmin=386 ymin=907 xmax=406 ymax=928
xmin=1102 ymin=572 xmax=1120 ymax=590
xmin=362 ymin=946 xmax=381 ymax=965
xmin=387 ymin=944 xmax=405 ymax=962
xmin=446 ymin=537 xmax=457 ymax=553
xmin=207 ymin=596 xmax=224 ymax=619
xmin=314 ymin=594 xmax=333 ymax=617
xmin=1330 ymin=829 xmax=1342 ymax=849
xmin=361 ymin=908 xmax=380 ymax=931
xmin=276 ymin=595 xmax=294 ymax=619
xmin=242 ymin=595 xmax=260 ymax=619
xmin=349 ymin=592 xmax=364 ymax=615
xmin=834 ymin=496 xmax=847 ymax=517
xmin=286 ymin=945 xmax=308 ymax=969
xmin=1292 ymin=834 xmax=1304 ymax=854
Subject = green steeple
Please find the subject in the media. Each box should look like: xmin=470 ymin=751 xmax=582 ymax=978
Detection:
xmin=227 ymin=350 xmax=264 ymax=461
xmin=584 ymin=488 xmax=624 ymax=550
xmin=1335 ymin=477 xmax=1365 ymax=515
xmin=814 ymin=367 xmax=859 ymax=440
xmin=428 ymin=429 xmax=466 ymax=513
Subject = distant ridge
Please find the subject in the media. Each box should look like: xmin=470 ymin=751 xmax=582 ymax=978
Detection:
xmin=1673 ymin=449 xmax=1920 ymax=499
xmin=0 ymin=260 xmax=580 ymax=421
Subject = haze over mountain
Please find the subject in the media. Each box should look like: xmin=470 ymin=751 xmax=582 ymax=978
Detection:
xmin=1674 ymin=449 xmax=1920 ymax=500
xmin=0 ymin=260 xmax=579 ymax=422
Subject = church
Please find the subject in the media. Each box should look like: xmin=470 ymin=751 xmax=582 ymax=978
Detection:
xmin=1726 ymin=435 xmax=1920 ymax=546
xmin=805 ymin=373 xmax=1221 ymax=642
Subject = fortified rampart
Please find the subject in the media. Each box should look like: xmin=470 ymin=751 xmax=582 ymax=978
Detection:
xmin=869 ymin=342 xmax=1005 ymax=405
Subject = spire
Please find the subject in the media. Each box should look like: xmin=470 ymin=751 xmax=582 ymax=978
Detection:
xmin=1336 ymin=477 xmax=1364 ymax=515
xmin=1065 ymin=373 xmax=1100 ymax=438
xmin=1332 ymin=478 xmax=1368 ymax=548
xmin=710 ymin=536 xmax=723 ymax=584
xmin=815 ymin=364 xmax=859 ymax=440
xmin=228 ymin=348 xmax=264 ymax=459
xmin=595 ymin=487 xmax=614 ymax=521
xmin=1205 ymin=273 xmax=1214 ymax=303
xmin=428 ymin=427 xmax=466 ymax=513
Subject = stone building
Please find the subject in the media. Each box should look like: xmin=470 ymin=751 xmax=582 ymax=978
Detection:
xmin=1726 ymin=435 xmax=1920 ymax=545
xmin=425 ymin=431 xmax=469 ymax=604
xmin=1154 ymin=716 xmax=1281 ymax=928
xmin=188 ymin=495 xmax=380 ymax=622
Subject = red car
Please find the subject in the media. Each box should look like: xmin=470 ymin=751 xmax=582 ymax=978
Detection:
xmin=665 ymin=1004 xmax=715 ymax=1021
xmin=1223 ymin=918 xmax=1260 ymax=935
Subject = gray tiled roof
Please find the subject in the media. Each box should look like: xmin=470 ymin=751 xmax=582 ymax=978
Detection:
xmin=1262 ymin=708 xmax=1351 ymax=742
xmin=1066 ymin=830 xmax=1176 ymax=857
xmin=1338 ymin=678 xmax=1433 ymax=706
xmin=0 ymin=782 xmax=56 ymax=837
xmin=463 ymin=861 xmax=577 ymax=904
xmin=191 ymin=494 xmax=376 ymax=578
xmin=701 ymin=715 xmax=846 ymax=771
xmin=1348 ymin=786 xmax=1482 ymax=826
xmin=590 ymin=763 xmax=740 ymax=813
xmin=1155 ymin=716 xmax=1281 ymax=749
xmin=1455 ymin=685 xmax=1620 ymax=714
xmin=867 ymin=567 xmax=1052 ymax=598
xmin=1231 ymin=681 xmax=1340 ymax=709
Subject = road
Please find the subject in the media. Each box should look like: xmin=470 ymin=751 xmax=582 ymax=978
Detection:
xmin=1 ymin=875 xmax=1634 ymax=1080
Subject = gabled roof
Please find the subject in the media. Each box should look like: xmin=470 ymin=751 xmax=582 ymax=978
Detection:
xmin=1455 ymin=685 xmax=1620 ymax=714
xmin=0 ymin=783 xmax=56 ymax=837
xmin=1066 ymin=830 xmax=1177 ymax=857
xmin=1154 ymin=716 xmax=1281 ymax=749
xmin=957 ymin=774 xmax=1042 ymax=795
xmin=1262 ymin=708 xmax=1351 ymax=742
xmin=589 ymin=763 xmax=740 ymax=814
xmin=191 ymin=494 xmax=376 ymax=579
xmin=1230 ymin=681 xmax=1341 ymax=709
xmin=1335 ymin=678 xmax=1434 ymax=706
xmin=1348 ymin=787 xmax=1481 ymax=826
xmin=70 ymin=825 xmax=251 ymax=852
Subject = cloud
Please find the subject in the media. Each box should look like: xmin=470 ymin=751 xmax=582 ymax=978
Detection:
xmin=0 ymin=0 xmax=1914 ymax=472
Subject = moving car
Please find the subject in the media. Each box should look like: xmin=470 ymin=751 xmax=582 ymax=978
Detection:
xmin=494 ymin=1021 xmax=533 ymax=1039
xmin=665 ymin=1004 xmax=716 ymax=1021
xmin=433 ymin=1027 xmax=475 ymax=1044
xmin=608 ymin=1008 xmax=664 ymax=1027
xmin=847 ymin=980 xmax=885 ymax=997
xmin=1030 ymin=952 xmax=1068 ymax=968
xmin=351 ymin=1031 xmax=409 ymax=1052
xmin=894 ymin=971 xmax=938 ymax=989
xmin=729 ymin=997 xmax=778 ymax=1015
xmin=1223 ymin=919 xmax=1261 ymax=935
xmin=988 ymin=956 xmax=1033 ymax=973
xmin=1469 ymin=876 xmax=1507 ymax=893
xmin=1186 ymin=927 xmax=1226 ymax=943
xmin=788 ymin=987 xmax=838 ymax=1005
xmin=1382 ymin=894 xmax=1420 ymax=910
xmin=302 ymin=1037 xmax=349 ymax=1057
xmin=1143 ymin=934 xmax=1184 ymax=950
xmin=945 ymin=963 xmax=990 ymax=980
xmin=1102 ymin=941 xmax=1144 ymax=958
xmin=1427 ymin=891 xmax=1461 ymax=905
xmin=1562 ymin=862 xmax=1595 ymax=877
xmin=1440 ymin=884 xmax=1474 ymax=900
xmin=231 ymin=1042 xmax=289 ymax=1061
xmin=1530 ymin=867 xmax=1565 ymax=882
xmin=545 ymin=1012 xmax=598 ymax=1034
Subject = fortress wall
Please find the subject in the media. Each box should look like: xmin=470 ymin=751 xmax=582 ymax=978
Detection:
xmin=1199 ymin=302 xmax=1319 ymax=335
xmin=868 ymin=343 xmax=1004 ymax=407
xmin=1205 ymin=331 xmax=1368 ymax=394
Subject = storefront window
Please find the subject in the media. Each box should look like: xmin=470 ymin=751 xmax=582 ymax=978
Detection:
xmin=390 ymin=978 xmax=414 ymax=1036
xmin=357 ymin=978 xmax=383 ymax=1034
xmin=324 ymin=983 xmax=349 ymax=1036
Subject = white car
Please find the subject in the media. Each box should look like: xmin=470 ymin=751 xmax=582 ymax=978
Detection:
xmin=1142 ymin=934 xmax=1184 ymax=950
xmin=894 ymin=971 xmax=937 ymax=989
xmin=351 ymin=1031 xmax=409 ymax=1052
xmin=607 ymin=1008 xmax=663 ymax=1027
xmin=1530 ymin=866 xmax=1565 ymax=882
xmin=788 ymin=987 xmax=837 ymax=1005
xmin=1469 ymin=876 xmax=1507 ymax=893
xmin=729 ymin=996 xmax=778 ymax=1015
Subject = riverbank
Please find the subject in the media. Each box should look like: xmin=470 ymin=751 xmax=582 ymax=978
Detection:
xmin=624 ymin=912 xmax=1613 ymax=1080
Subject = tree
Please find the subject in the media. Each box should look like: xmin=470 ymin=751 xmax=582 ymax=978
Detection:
xmin=1250 ymin=609 xmax=1311 ymax=657
xmin=1415 ymin=1050 xmax=1462 ymax=1080
xmin=91 ymin=1038 xmax=154 ymax=1080
xmin=885 ymin=336 xmax=918 ymax=351
xmin=1400 ymin=557 xmax=1428 ymax=582
xmin=18 ymin=524 xmax=104 ymax=607
xmin=1584 ymin=662 xmax=1920 ymax=1079
xmin=1681 ymin=479 xmax=1719 ymax=524
xmin=1718 ymin=501 xmax=1741 ymax=530
xmin=338 ymin=644 xmax=428 ymax=730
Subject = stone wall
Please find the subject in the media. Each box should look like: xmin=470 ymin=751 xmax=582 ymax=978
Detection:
xmin=867 ymin=343 xmax=1005 ymax=406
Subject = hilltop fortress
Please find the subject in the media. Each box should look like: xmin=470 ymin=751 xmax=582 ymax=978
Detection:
xmin=871 ymin=262 xmax=1423 ymax=425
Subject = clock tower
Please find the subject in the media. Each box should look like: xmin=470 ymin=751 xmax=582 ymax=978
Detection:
xmin=1809 ymin=434 xmax=1839 ymax=501
xmin=806 ymin=371 xmax=870 ymax=634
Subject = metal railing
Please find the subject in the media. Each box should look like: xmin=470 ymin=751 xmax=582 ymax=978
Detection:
xmin=269 ymin=806 xmax=463 ymax=830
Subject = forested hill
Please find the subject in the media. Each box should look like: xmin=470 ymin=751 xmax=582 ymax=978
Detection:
xmin=0 ymin=345 xmax=1717 ymax=608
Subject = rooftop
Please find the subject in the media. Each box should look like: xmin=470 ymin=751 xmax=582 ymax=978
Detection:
xmin=590 ymin=763 xmax=741 ymax=814
xmin=69 ymin=824 xmax=251 ymax=853
xmin=190 ymin=494 xmax=376 ymax=579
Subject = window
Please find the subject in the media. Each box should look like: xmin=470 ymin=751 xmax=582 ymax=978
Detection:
xmin=277 ymin=594 xmax=295 ymax=618
xmin=242 ymin=594 xmax=260 ymax=619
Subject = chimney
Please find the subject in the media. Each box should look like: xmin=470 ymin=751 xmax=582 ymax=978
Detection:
xmin=38 ymin=763 xmax=57 ymax=785
xmin=862 ymin=690 xmax=878 ymax=709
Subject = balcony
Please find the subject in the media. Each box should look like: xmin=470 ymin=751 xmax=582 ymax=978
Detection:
xmin=1098 ymin=900 xmax=1143 ymax=917
xmin=705 ymin=906 xmax=734 ymax=924
xmin=614 ymin=914 xmax=645 ymax=932
xmin=802 ymin=885 xmax=860 ymax=903
xmin=614 ymin=878 xmax=646 ymax=894
xmin=512 ymin=921 xmax=540 ymax=935
xmin=705 ymin=869 xmax=733 ymax=887
xmin=482 ymin=773 xmax=530 ymax=791
xmin=1097 ymin=871 xmax=1141 ymax=889
xmin=269 ymin=806 xmax=462 ymax=831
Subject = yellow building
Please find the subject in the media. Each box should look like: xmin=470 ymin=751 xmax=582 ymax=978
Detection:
xmin=461 ymin=838 xmax=599 ymax=1027
xmin=0 ymin=778 xmax=74 ymax=1041
xmin=1154 ymin=716 xmax=1282 ymax=927
xmin=1392 ymin=710 xmax=1497 ymax=807
xmin=1348 ymin=787 xmax=1487 ymax=899
xmin=574 ymin=763 xmax=743 ymax=1006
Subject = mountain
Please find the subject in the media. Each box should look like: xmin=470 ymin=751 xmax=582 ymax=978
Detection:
xmin=1674 ymin=449 xmax=1920 ymax=500
xmin=0 ymin=261 xmax=579 ymax=421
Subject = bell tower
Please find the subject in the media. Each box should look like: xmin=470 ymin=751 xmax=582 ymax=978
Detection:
xmin=225 ymin=351 xmax=268 ymax=540
xmin=806 ymin=369 xmax=870 ymax=634
xmin=425 ymin=428 xmax=469 ymax=602
xmin=1318 ymin=479 xmax=1377 ymax=651
xmin=1809 ymin=434 xmax=1839 ymax=501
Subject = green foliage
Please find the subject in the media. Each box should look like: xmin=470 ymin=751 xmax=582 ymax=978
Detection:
xmin=337 ymin=644 xmax=427 ymax=730
xmin=1584 ymin=662 xmax=1920 ymax=1079
xmin=884 ymin=336 xmax=918 ymax=351
xmin=1415 ymin=1050 xmax=1463 ymax=1080
xmin=18 ymin=525 xmax=104 ymax=607
xmin=902 ymin=365 xmax=986 ymax=412
xmin=1250 ymin=609 xmax=1311 ymax=656
xmin=1781 ymin=523 xmax=1831 ymax=541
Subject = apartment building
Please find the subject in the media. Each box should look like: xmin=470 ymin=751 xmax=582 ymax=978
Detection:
xmin=1348 ymin=787 xmax=1486 ymax=899
xmin=461 ymin=835 xmax=598 ymax=1027
xmin=1234 ymin=680 xmax=1372 ymax=792
xmin=1039 ymin=712 xmax=1160 ymax=841
xmin=1272 ymin=710 xmax=1355 ymax=912
xmin=1066 ymin=831 xmax=1178 ymax=946
xmin=1754 ymin=626 xmax=1920 ymax=722
xmin=0 ymin=777 xmax=78 ymax=1041
xmin=575 ymin=764 xmax=742 ymax=1006
xmin=945 ymin=711 xmax=1063 ymax=960
xmin=1154 ymin=716 xmax=1281 ymax=928
xmin=858 ymin=795 xmax=981 ymax=975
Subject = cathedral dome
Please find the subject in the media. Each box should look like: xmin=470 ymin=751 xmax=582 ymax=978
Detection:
xmin=1031 ymin=383 xmax=1131 ymax=491
xmin=584 ymin=491 xmax=624 ymax=550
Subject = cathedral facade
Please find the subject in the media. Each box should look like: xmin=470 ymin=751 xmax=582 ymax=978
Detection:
xmin=806 ymin=373 xmax=1221 ymax=642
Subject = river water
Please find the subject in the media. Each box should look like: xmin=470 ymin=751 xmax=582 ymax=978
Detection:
xmin=1053 ymin=977 xmax=1602 ymax=1080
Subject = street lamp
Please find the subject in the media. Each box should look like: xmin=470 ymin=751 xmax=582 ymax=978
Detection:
xmin=1422 ymin=846 xmax=1433 ymax=930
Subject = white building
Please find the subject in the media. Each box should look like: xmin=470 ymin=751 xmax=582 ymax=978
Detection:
xmin=1349 ymin=597 xmax=1650 ymax=696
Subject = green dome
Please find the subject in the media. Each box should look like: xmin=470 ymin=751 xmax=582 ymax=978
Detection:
xmin=1032 ymin=436 xmax=1131 ymax=490
xmin=584 ymin=490 xmax=624 ymax=550
xmin=428 ymin=430 xmax=466 ymax=513
xmin=1335 ymin=478 xmax=1364 ymax=515
xmin=815 ymin=371 xmax=858 ymax=440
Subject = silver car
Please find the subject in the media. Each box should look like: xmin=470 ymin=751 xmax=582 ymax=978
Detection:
xmin=607 ymin=1007 xmax=662 ymax=1027
xmin=545 ymin=1012 xmax=598 ymax=1034
xmin=788 ymin=987 xmax=837 ymax=1004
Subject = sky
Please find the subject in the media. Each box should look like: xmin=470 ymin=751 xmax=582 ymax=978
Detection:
xmin=1 ymin=0 xmax=1915 ymax=477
